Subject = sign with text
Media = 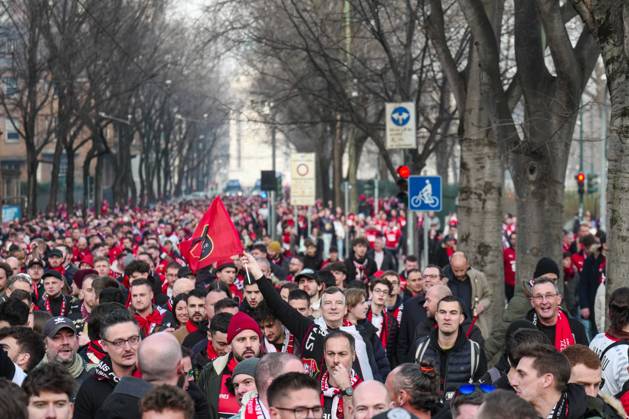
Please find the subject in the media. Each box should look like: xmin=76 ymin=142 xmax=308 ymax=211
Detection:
xmin=385 ymin=102 xmax=416 ymax=149
xmin=290 ymin=153 xmax=316 ymax=206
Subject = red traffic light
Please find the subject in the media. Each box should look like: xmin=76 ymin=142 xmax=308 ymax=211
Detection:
xmin=397 ymin=165 xmax=411 ymax=179
xmin=576 ymin=172 xmax=585 ymax=184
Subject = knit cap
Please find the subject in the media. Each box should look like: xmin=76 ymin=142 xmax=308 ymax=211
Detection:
xmin=227 ymin=311 xmax=263 ymax=344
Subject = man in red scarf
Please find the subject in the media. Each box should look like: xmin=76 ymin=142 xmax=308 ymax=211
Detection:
xmin=526 ymin=277 xmax=588 ymax=351
xmin=129 ymin=279 xmax=174 ymax=337
xmin=321 ymin=331 xmax=362 ymax=419
xmin=197 ymin=311 xmax=263 ymax=418
xmin=180 ymin=289 xmax=209 ymax=349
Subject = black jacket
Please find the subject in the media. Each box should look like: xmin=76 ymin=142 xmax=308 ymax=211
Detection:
xmin=367 ymin=249 xmax=397 ymax=272
xmin=356 ymin=321 xmax=391 ymax=380
xmin=73 ymin=369 xmax=116 ymax=419
xmin=414 ymin=328 xmax=487 ymax=398
xmin=578 ymin=253 xmax=605 ymax=327
xmin=97 ymin=377 xmax=152 ymax=419
xmin=257 ymin=275 xmax=386 ymax=381
xmin=344 ymin=256 xmax=378 ymax=282
xmin=98 ymin=377 xmax=210 ymax=419
xmin=396 ymin=293 xmax=427 ymax=363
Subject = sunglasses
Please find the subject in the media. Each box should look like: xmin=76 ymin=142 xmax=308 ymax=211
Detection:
xmin=457 ymin=383 xmax=496 ymax=396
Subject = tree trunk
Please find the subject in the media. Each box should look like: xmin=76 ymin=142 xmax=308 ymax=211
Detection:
xmin=572 ymin=0 xmax=629 ymax=298
xmin=457 ymin=50 xmax=504 ymax=333
xmin=511 ymin=118 xmax=577 ymax=290
xmin=47 ymin=139 xmax=63 ymax=212
xmin=333 ymin=114 xmax=343 ymax=207
xmin=347 ymin=131 xmax=366 ymax=212
xmin=26 ymin=147 xmax=39 ymax=218
xmin=435 ymin=137 xmax=450 ymax=185
xmin=94 ymin=154 xmax=103 ymax=217
xmin=64 ymin=146 xmax=75 ymax=212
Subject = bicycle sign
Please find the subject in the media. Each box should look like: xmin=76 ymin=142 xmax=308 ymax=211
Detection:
xmin=408 ymin=176 xmax=442 ymax=212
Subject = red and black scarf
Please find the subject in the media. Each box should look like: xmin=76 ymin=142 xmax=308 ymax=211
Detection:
xmin=320 ymin=369 xmax=361 ymax=419
xmin=367 ymin=309 xmax=389 ymax=349
xmin=532 ymin=309 xmax=575 ymax=351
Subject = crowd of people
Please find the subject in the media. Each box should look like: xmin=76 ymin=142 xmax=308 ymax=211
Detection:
xmin=0 ymin=197 xmax=625 ymax=419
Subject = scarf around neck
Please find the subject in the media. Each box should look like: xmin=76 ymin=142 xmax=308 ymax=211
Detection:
xmin=314 ymin=318 xmax=373 ymax=380
xmin=42 ymin=353 xmax=85 ymax=378
xmin=320 ymin=369 xmax=361 ymax=419
xmin=532 ymin=309 xmax=575 ymax=351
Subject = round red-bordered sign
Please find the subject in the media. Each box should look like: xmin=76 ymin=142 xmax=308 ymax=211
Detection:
xmin=296 ymin=163 xmax=309 ymax=176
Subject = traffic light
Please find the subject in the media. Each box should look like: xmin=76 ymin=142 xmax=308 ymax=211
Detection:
xmin=587 ymin=173 xmax=599 ymax=194
xmin=397 ymin=165 xmax=411 ymax=180
xmin=396 ymin=165 xmax=410 ymax=205
xmin=576 ymin=172 xmax=585 ymax=196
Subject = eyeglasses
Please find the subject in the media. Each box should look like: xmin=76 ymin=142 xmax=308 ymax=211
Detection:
xmin=103 ymin=335 xmax=141 ymax=348
xmin=422 ymin=274 xmax=440 ymax=279
xmin=530 ymin=293 xmax=558 ymax=302
xmin=372 ymin=288 xmax=390 ymax=295
xmin=457 ymin=383 xmax=496 ymax=396
xmin=273 ymin=406 xmax=323 ymax=419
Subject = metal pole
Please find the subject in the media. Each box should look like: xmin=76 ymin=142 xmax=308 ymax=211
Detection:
xmin=271 ymin=125 xmax=277 ymax=240
xmin=407 ymin=208 xmax=415 ymax=257
xmin=422 ymin=213 xmax=429 ymax=269
xmin=270 ymin=190 xmax=276 ymax=240
xmin=307 ymin=206 xmax=312 ymax=237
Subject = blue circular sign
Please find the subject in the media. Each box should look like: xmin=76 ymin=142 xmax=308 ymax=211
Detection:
xmin=391 ymin=106 xmax=411 ymax=126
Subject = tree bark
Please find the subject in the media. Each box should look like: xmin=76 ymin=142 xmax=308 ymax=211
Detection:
xmin=333 ymin=114 xmax=343 ymax=207
xmin=572 ymin=0 xmax=629 ymax=298
xmin=26 ymin=145 xmax=39 ymax=218
xmin=47 ymin=138 xmax=63 ymax=212
xmin=64 ymin=145 xmax=75 ymax=212
xmin=457 ymin=48 xmax=505 ymax=332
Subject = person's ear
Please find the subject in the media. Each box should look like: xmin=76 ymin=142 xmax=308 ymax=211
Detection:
xmin=542 ymin=373 xmax=554 ymax=389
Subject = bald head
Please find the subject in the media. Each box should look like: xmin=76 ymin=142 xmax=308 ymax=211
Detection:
xmin=450 ymin=252 xmax=469 ymax=280
xmin=138 ymin=332 xmax=182 ymax=383
xmin=424 ymin=284 xmax=453 ymax=317
xmin=255 ymin=353 xmax=305 ymax=405
xmin=172 ymin=277 xmax=195 ymax=297
xmin=351 ymin=380 xmax=390 ymax=419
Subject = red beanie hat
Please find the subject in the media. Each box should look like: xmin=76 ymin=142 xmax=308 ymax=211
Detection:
xmin=227 ymin=312 xmax=263 ymax=344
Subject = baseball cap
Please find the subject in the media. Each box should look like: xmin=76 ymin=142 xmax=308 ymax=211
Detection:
xmin=48 ymin=248 xmax=63 ymax=258
xmin=216 ymin=259 xmax=236 ymax=272
xmin=43 ymin=316 xmax=77 ymax=338
xmin=27 ymin=259 xmax=44 ymax=269
xmin=42 ymin=270 xmax=64 ymax=282
xmin=295 ymin=268 xmax=316 ymax=282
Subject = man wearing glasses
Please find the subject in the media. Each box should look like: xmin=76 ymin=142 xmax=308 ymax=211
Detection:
xmin=368 ymin=279 xmax=398 ymax=367
xmin=526 ymin=277 xmax=587 ymax=351
xmin=268 ymin=372 xmax=323 ymax=419
xmin=74 ymin=308 xmax=141 ymax=419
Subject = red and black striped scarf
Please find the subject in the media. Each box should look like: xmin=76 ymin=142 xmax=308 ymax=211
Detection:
xmin=367 ymin=308 xmax=389 ymax=349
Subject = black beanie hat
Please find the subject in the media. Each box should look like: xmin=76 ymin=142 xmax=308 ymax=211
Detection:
xmin=533 ymin=257 xmax=560 ymax=278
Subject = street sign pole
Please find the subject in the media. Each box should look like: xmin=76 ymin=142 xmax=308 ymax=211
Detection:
xmin=270 ymin=190 xmax=276 ymax=240
xmin=344 ymin=181 xmax=350 ymax=259
xmin=407 ymin=208 xmax=414 ymax=257
xmin=422 ymin=214 xmax=429 ymax=269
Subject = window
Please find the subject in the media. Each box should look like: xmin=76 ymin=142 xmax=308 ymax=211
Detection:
xmin=2 ymin=77 xmax=16 ymax=96
xmin=5 ymin=118 xmax=19 ymax=143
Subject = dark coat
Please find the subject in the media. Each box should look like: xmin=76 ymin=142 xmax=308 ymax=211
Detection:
xmin=396 ymin=293 xmax=427 ymax=363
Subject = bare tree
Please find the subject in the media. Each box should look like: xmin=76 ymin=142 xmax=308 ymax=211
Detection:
xmin=0 ymin=0 xmax=56 ymax=217
xmin=572 ymin=1 xmax=629 ymax=299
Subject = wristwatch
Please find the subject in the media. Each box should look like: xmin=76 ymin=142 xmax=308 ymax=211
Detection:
xmin=342 ymin=387 xmax=353 ymax=397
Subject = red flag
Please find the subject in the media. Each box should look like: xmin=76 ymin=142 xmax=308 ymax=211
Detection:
xmin=179 ymin=197 xmax=243 ymax=272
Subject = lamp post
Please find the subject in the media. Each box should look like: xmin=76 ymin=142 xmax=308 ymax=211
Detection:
xmin=263 ymin=101 xmax=277 ymax=240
